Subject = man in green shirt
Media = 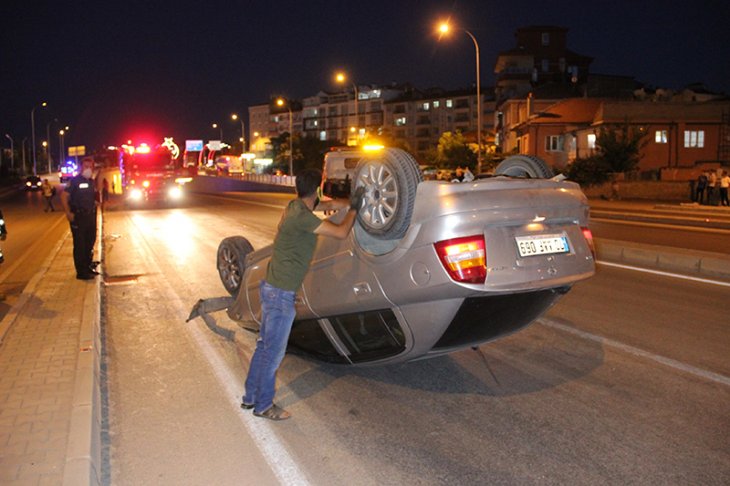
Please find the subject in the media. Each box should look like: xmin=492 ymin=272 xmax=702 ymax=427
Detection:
xmin=242 ymin=168 xmax=364 ymax=420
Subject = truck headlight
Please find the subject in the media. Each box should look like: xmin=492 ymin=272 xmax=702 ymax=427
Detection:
xmin=129 ymin=188 xmax=143 ymax=200
xmin=168 ymin=186 xmax=183 ymax=199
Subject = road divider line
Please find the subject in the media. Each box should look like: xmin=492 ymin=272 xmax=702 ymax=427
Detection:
xmin=539 ymin=317 xmax=730 ymax=387
xmin=597 ymin=260 xmax=730 ymax=287
xmin=125 ymin=216 xmax=311 ymax=486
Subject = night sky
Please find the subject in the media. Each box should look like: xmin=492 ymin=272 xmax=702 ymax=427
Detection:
xmin=2 ymin=0 xmax=729 ymax=152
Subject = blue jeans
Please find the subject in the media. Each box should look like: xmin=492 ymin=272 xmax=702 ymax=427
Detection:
xmin=243 ymin=281 xmax=296 ymax=413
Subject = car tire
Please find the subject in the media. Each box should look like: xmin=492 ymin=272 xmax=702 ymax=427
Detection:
xmin=354 ymin=148 xmax=422 ymax=240
xmin=495 ymin=155 xmax=554 ymax=178
xmin=217 ymin=236 xmax=254 ymax=296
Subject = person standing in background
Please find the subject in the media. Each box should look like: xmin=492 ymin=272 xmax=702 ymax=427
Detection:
xmin=707 ymin=170 xmax=718 ymax=205
xmin=719 ymin=170 xmax=730 ymax=207
xmin=41 ymin=179 xmax=55 ymax=212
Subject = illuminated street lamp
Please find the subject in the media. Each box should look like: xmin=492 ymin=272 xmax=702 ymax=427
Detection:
xmin=276 ymin=98 xmax=293 ymax=176
xmin=211 ymin=123 xmax=223 ymax=141
xmin=335 ymin=71 xmax=359 ymax=136
xmin=30 ymin=101 xmax=47 ymax=176
xmin=231 ymin=113 xmax=246 ymax=152
xmin=58 ymin=127 xmax=69 ymax=167
xmin=437 ymin=21 xmax=483 ymax=174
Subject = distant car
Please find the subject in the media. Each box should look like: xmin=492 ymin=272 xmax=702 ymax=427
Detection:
xmin=419 ymin=165 xmax=439 ymax=180
xmin=24 ymin=175 xmax=42 ymax=191
xmin=197 ymin=149 xmax=596 ymax=366
xmin=59 ymin=162 xmax=78 ymax=182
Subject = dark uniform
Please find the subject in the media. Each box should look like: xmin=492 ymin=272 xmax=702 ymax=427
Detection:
xmin=65 ymin=174 xmax=97 ymax=278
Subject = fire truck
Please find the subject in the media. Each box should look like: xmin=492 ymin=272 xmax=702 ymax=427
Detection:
xmin=119 ymin=139 xmax=191 ymax=204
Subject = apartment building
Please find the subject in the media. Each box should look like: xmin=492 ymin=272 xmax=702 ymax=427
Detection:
xmin=250 ymin=84 xmax=495 ymax=162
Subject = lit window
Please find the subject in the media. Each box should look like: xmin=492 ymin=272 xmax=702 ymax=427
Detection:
xmin=541 ymin=32 xmax=550 ymax=46
xmin=319 ymin=131 xmax=326 ymax=141
xmin=545 ymin=135 xmax=563 ymax=152
xmin=684 ymin=130 xmax=704 ymax=148
xmin=433 ymin=101 xmax=440 ymax=108
xmin=587 ymin=134 xmax=596 ymax=149
xmin=395 ymin=117 xmax=407 ymax=126
xmin=446 ymin=99 xmax=453 ymax=108
xmin=313 ymin=120 xmax=318 ymax=127
xmin=655 ymin=130 xmax=667 ymax=143
xmin=422 ymin=102 xmax=430 ymax=111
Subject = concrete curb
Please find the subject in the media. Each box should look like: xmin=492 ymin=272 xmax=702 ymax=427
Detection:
xmin=62 ymin=212 xmax=103 ymax=486
xmin=595 ymin=237 xmax=730 ymax=280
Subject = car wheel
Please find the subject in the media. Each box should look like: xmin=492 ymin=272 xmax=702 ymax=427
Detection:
xmin=217 ymin=236 xmax=254 ymax=296
xmin=354 ymin=148 xmax=422 ymax=240
xmin=495 ymin=155 xmax=554 ymax=178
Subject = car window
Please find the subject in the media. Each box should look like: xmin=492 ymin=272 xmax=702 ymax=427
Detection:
xmin=344 ymin=158 xmax=360 ymax=169
xmin=328 ymin=309 xmax=406 ymax=363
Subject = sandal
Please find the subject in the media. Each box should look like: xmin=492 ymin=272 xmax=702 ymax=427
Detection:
xmin=240 ymin=402 xmax=254 ymax=410
xmin=253 ymin=404 xmax=291 ymax=421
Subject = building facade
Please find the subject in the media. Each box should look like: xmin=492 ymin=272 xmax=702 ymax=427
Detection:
xmin=503 ymin=97 xmax=730 ymax=177
xmin=251 ymin=84 xmax=495 ymax=162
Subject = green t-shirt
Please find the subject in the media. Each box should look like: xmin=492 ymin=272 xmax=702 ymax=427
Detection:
xmin=266 ymin=199 xmax=322 ymax=291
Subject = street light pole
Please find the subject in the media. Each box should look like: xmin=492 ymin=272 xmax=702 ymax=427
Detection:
xmin=4 ymin=134 xmax=13 ymax=171
xmin=464 ymin=30 xmax=482 ymax=174
xmin=231 ymin=114 xmax=246 ymax=152
xmin=335 ymin=72 xmax=359 ymax=141
xmin=30 ymin=102 xmax=47 ymax=176
xmin=21 ymin=138 xmax=28 ymax=175
xmin=437 ymin=23 xmax=482 ymax=174
xmin=46 ymin=120 xmax=56 ymax=174
xmin=276 ymin=98 xmax=294 ymax=176
xmin=58 ymin=129 xmax=66 ymax=167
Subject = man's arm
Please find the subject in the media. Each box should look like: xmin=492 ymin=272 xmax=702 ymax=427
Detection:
xmin=314 ymin=209 xmax=357 ymax=240
xmin=313 ymin=186 xmax=364 ymax=240
xmin=314 ymin=197 xmax=348 ymax=213
xmin=60 ymin=189 xmax=74 ymax=222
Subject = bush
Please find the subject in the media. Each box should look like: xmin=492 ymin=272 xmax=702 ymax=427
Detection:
xmin=565 ymin=156 xmax=612 ymax=187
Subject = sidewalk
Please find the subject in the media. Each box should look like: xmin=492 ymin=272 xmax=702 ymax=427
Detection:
xmin=0 ymin=219 xmax=102 ymax=485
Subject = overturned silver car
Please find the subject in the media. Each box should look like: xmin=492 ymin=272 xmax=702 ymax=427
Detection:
xmin=190 ymin=148 xmax=595 ymax=365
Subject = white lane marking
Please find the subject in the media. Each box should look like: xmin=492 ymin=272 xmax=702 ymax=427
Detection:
xmin=126 ymin=215 xmax=311 ymax=486
xmin=185 ymin=320 xmax=311 ymax=486
xmin=539 ymin=317 xmax=730 ymax=388
xmin=597 ymin=260 xmax=730 ymax=288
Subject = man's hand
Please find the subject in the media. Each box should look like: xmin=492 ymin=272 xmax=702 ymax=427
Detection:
xmin=350 ymin=186 xmax=365 ymax=211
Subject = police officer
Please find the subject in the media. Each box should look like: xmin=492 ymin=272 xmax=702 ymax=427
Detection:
xmin=61 ymin=157 xmax=98 ymax=280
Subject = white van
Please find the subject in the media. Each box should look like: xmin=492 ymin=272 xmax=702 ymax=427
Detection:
xmin=322 ymin=148 xmax=364 ymax=198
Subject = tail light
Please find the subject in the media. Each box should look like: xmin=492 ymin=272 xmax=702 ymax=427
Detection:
xmin=434 ymin=235 xmax=487 ymax=283
xmin=581 ymin=227 xmax=595 ymax=258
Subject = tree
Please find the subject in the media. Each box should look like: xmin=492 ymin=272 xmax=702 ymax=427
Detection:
xmin=595 ymin=121 xmax=648 ymax=173
xmin=432 ymin=131 xmax=477 ymax=170
xmin=565 ymin=155 xmax=611 ymax=186
xmin=297 ymin=134 xmax=340 ymax=171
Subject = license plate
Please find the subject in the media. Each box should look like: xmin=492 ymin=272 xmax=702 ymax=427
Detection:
xmin=515 ymin=234 xmax=570 ymax=257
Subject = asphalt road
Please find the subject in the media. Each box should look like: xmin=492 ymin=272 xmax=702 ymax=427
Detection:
xmin=0 ymin=186 xmax=69 ymax=318
xmin=101 ymin=192 xmax=729 ymax=485
xmin=589 ymin=203 xmax=730 ymax=254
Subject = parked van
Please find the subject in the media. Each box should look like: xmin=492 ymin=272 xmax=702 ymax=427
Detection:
xmin=322 ymin=148 xmax=364 ymax=198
